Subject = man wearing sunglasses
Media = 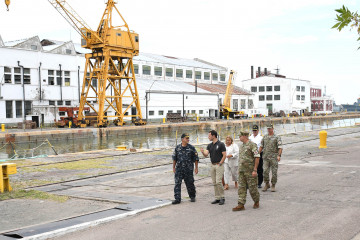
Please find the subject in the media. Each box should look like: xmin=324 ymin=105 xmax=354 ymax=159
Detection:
xmin=172 ymin=133 xmax=199 ymax=204
xmin=249 ymin=125 xmax=264 ymax=188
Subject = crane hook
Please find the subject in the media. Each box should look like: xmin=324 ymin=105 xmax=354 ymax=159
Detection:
xmin=5 ymin=0 xmax=10 ymax=11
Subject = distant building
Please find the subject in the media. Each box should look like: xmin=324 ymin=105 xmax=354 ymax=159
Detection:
xmin=340 ymin=98 xmax=360 ymax=112
xmin=310 ymin=85 xmax=334 ymax=114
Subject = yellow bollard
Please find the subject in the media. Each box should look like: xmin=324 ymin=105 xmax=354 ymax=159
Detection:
xmin=69 ymin=121 xmax=72 ymax=128
xmin=197 ymin=116 xmax=199 ymax=122
xmin=287 ymin=114 xmax=289 ymax=117
xmin=227 ymin=115 xmax=229 ymax=120
xmin=1 ymin=124 xmax=4 ymax=132
xmin=319 ymin=130 xmax=327 ymax=149
xmin=315 ymin=113 xmax=317 ymax=116
xmin=302 ymin=113 xmax=304 ymax=117
xmin=163 ymin=118 xmax=166 ymax=124
xmin=252 ymin=115 xmax=254 ymax=119
xmin=264 ymin=115 xmax=266 ymax=118
xmin=0 ymin=163 xmax=17 ymax=193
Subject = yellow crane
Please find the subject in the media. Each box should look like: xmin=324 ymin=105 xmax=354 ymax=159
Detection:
xmin=220 ymin=70 xmax=244 ymax=119
xmin=4 ymin=0 xmax=146 ymax=127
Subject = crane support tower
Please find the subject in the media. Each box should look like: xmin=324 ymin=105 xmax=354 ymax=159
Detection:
xmin=5 ymin=0 xmax=146 ymax=127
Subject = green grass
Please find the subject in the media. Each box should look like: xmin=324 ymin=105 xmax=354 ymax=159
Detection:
xmin=0 ymin=189 xmax=68 ymax=202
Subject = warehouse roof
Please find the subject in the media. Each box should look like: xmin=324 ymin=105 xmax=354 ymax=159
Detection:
xmin=187 ymin=82 xmax=252 ymax=95
xmin=136 ymin=79 xmax=210 ymax=93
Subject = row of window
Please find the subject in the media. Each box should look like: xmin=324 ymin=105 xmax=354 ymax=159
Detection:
xmin=133 ymin=64 xmax=226 ymax=81
xmin=48 ymin=70 xmax=71 ymax=86
xmin=4 ymin=67 xmax=31 ymax=84
xmin=49 ymin=100 xmax=72 ymax=106
xmin=259 ymin=95 xmax=281 ymax=101
xmin=232 ymin=99 xmax=254 ymax=110
xmin=296 ymin=95 xmax=306 ymax=101
xmin=251 ymin=85 xmax=281 ymax=93
xmin=148 ymin=109 xmax=204 ymax=116
xmin=5 ymin=100 xmax=32 ymax=118
xmin=296 ymin=86 xmax=306 ymax=92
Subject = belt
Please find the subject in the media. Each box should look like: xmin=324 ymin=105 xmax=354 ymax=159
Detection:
xmin=212 ymin=162 xmax=220 ymax=165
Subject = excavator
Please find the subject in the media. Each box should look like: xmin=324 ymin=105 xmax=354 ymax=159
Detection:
xmin=220 ymin=70 xmax=246 ymax=119
xmin=4 ymin=0 xmax=146 ymax=127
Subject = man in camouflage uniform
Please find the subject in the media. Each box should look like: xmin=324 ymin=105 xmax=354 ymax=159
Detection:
xmin=232 ymin=130 xmax=260 ymax=211
xmin=172 ymin=133 xmax=199 ymax=204
xmin=259 ymin=124 xmax=283 ymax=192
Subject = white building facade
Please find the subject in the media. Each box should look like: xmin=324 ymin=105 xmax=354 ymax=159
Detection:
xmin=241 ymin=76 xmax=311 ymax=115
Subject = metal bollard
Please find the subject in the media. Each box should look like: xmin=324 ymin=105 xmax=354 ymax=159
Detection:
xmin=319 ymin=130 xmax=327 ymax=149
xmin=69 ymin=121 xmax=72 ymax=128
xmin=0 ymin=163 xmax=17 ymax=193
xmin=197 ymin=116 xmax=199 ymax=122
xmin=1 ymin=124 xmax=4 ymax=132
xmin=163 ymin=118 xmax=166 ymax=124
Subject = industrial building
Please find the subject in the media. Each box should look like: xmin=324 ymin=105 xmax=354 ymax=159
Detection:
xmin=0 ymin=35 xmax=256 ymax=126
xmin=310 ymin=85 xmax=334 ymax=114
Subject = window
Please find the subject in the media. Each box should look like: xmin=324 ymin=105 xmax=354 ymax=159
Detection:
xmin=31 ymin=45 xmax=37 ymax=50
xmin=177 ymin=110 xmax=181 ymax=114
xmin=296 ymin=95 xmax=300 ymax=100
xmin=14 ymin=67 xmax=21 ymax=84
xmin=59 ymin=111 xmax=66 ymax=116
xmin=158 ymin=110 xmax=164 ymax=116
xmin=25 ymin=101 xmax=31 ymax=115
xmin=149 ymin=111 xmax=154 ymax=116
xmin=251 ymin=86 xmax=257 ymax=92
xmin=4 ymin=67 xmax=11 ymax=83
xmin=66 ymin=49 xmax=72 ymax=54
xmin=66 ymin=101 xmax=71 ymax=106
xmin=248 ymin=99 xmax=254 ymax=109
xmin=266 ymin=86 xmax=272 ymax=91
xmin=186 ymin=70 xmax=193 ymax=79
xmin=220 ymin=74 xmax=226 ymax=81
xmin=16 ymin=101 xmax=22 ymax=118
xmin=191 ymin=110 xmax=196 ymax=114
xmin=154 ymin=67 xmax=162 ymax=76
xmin=241 ymin=99 xmax=246 ymax=109
xmin=133 ymin=64 xmax=139 ymax=74
xmin=259 ymin=86 xmax=265 ymax=92
xmin=204 ymin=72 xmax=210 ymax=80
xmin=48 ymin=70 xmax=55 ymax=85
xmin=6 ymin=101 xmax=13 ymax=118
xmin=266 ymin=95 xmax=273 ymax=101
xmin=259 ymin=95 xmax=265 ymax=101
xmin=233 ymin=99 xmax=238 ymax=110
xmin=57 ymin=101 xmax=63 ymax=106
xmin=166 ymin=68 xmax=173 ymax=77
xmin=274 ymin=85 xmax=280 ymax=91
xmin=23 ymin=68 xmax=31 ymax=84
xmin=195 ymin=71 xmax=201 ymax=80
xmin=142 ymin=65 xmax=151 ymax=75
xmin=56 ymin=70 xmax=62 ymax=85
xmin=85 ymin=72 xmax=90 ymax=87
xmin=92 ymin=78 xmax=97 ymax=88
xmin=274 ymin=95 xmax=280 ymax=100
xmin=296 ymin=86 xmax=300 ymax=91
xmin=212 ymin=73 xmax=218 ymax=81
xmin=168 ymin=110 xmax=173 ymax=113
xmin=49 ymin=101 xmax=55 ymax=106
xmin=301 ymin=86 xmax=305 ymax=92
xmin=301 ymin=95 xmax=305 ymax=101
xmin=199 ymin=110 xmax=204 ymax=114
xmin=176 ymin=69 xmax=183 ymax=78
xmin=64 ymin=71 xmax=70 ymax=86
xmin=135 ymin=36 xmax=139 ymax=43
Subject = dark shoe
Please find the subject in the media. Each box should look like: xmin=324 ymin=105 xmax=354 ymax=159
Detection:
xmin=190 ymin=198 xmax=196 ymax=202
xmin=219 ymin=198 xmax=225 ymax=205
xmin=211 ymin=199 xmax=220 ymax=204
xmin=253 ymin=202 xmax=259 ymax=209
xmin=172 ymin=199 xmax=181 ymax=204
xmin=263 ymin=183 xmax=270 ymax=192
xmin=232 ymin=204 xmax=245 ymax=211
xmin=258 ymin=184 xmax=262 ymax=188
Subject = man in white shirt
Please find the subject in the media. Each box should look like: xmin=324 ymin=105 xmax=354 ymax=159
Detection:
xmin=249 ymin=125 xmax=263 ymax=188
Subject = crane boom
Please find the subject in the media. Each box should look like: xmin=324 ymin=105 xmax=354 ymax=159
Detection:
xmin=223 ymin=70 xmax=234 ymax=109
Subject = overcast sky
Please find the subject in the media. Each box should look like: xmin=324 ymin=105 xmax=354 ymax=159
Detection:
xmin=1 ymin=0 xmax=359 ymax=104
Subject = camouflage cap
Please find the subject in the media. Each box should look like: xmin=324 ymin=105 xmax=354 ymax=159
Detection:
xmin=181 ymin=133 xmax=190 ymax=138
xmin=239 ymin=130 xmax=250 ymax=137
xmin=267 ymin=123 xmax=274 ymax=129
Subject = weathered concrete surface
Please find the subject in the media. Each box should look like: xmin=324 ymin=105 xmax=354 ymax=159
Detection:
xmin=51 ymin=127 xmax=360 ymax=240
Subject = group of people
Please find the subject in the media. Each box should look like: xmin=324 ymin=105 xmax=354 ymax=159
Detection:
xmin=171 ymin=124 xmax=283 ymax=211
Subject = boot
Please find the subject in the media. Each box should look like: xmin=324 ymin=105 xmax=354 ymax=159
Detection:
xmin=271 ymin=184 xmax=276 ymax=192
xmin=253 ymin=202 xmax=259 ymax=209
xmin=262 ymin=182 xmax=270 ymax=192
xmin=232 ymin=204 xmax=245 ymax=211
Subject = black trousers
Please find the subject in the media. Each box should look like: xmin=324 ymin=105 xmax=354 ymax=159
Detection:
xmin=257 ymin=152 xmax=263 ymax=186
xmin=174 ymin=167 xmax=196 ymax=201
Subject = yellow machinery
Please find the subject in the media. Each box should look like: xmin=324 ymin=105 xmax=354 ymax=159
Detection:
xmin=0 ymin=163 xmax=17 ymax=193
xmin=5 ymin=0 xmax=146 ymax=127
xmin=220 ymin=70 xmax=244 ymax=119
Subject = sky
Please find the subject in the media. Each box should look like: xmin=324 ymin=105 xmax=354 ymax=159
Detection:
xmin=0 ymin=0 xmax=359 ymax=104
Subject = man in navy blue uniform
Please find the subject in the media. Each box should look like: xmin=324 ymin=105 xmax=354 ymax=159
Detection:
xmin=172 ymin=133 xmax=199 ymax=204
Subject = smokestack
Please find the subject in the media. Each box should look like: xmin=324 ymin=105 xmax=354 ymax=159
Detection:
xmin=251 ymin=66 xmax=254 ymax=79
xmin=258 ymin=67 xmax=261 ymax=78
xmin=264 ymin=68 xmax=267 ymax=75
xmin=195 ymin=80 xmax=198 ymax=93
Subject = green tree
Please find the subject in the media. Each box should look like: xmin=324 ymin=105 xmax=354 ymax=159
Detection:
xmin=332 ymin=5 xmax=360 ymax=48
